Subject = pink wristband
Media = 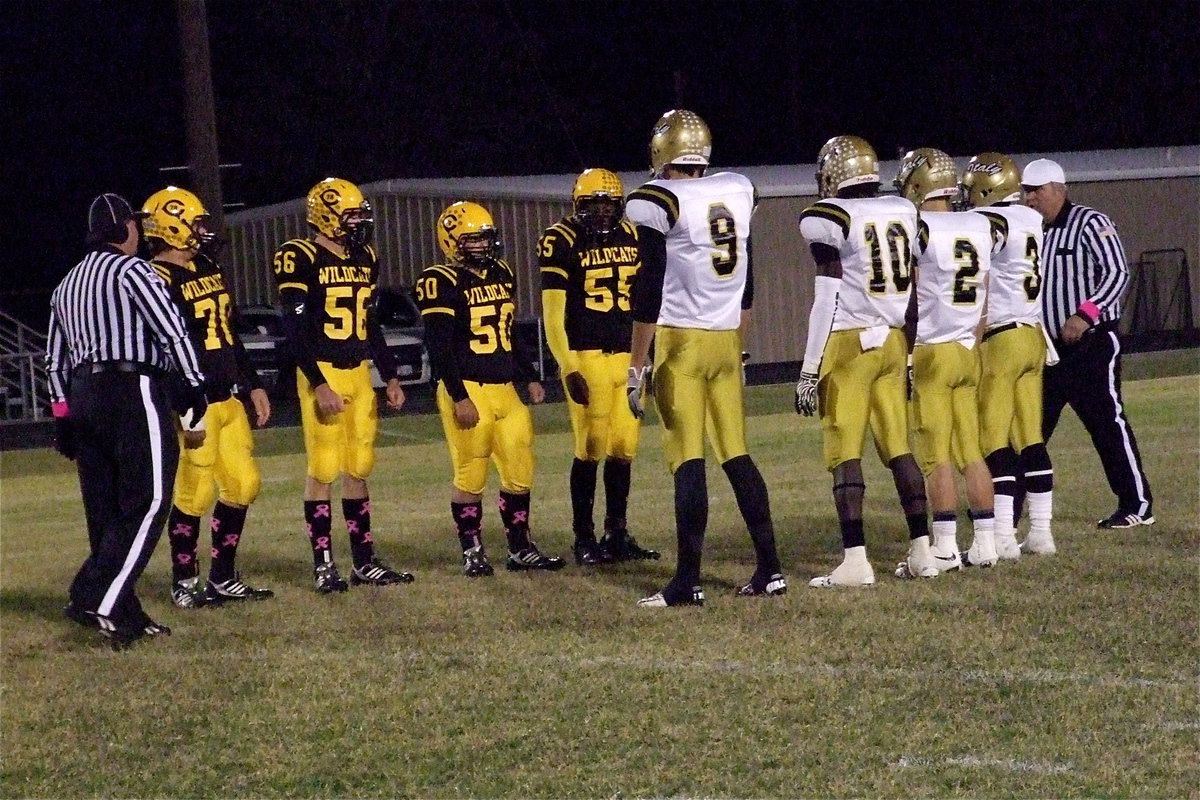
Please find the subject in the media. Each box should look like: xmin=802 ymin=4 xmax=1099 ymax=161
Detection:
xmin=52 ymin=401 xmax=70 ymax=418
xmin=1078 ymin=301 xmax=1101 ymax=324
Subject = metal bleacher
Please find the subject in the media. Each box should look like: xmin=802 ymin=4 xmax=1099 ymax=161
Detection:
xmin=0 ymin=309 xmax=49 ymax=422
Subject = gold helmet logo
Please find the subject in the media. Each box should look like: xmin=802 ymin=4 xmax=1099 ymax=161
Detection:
xmin=437 ymin=201 xmax=498 ymax=264
xmin=141 ymin=186 xmax=213 ymax=251
xmin=649 ymin=109 xmax=712 ymax=177
xmin=306 ymin=177 xmax=373 ymax=246
xmin=959 ymin=152 xmax=1022 ymax=208
xmin=894 ymin=148 xmax=958 ymax=206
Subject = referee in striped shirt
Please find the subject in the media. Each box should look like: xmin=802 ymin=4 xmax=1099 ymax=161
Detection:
xmin=46 ymin=193 xmax=209 ymax=648
xmin=1022 ymin=159 xmax=1154 ymax=529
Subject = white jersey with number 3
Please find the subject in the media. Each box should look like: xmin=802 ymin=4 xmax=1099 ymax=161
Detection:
xmin=975 ymin=204 xmax=1045 ymax=328
xmin=914 ymin=210 xmax=994 ymax=346
xmin=798 ymin=195 xmax=918 ymax=331
xmin=625 ymin=171 xmax=754 ymax=331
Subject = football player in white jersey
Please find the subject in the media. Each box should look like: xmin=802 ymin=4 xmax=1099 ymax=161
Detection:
xmin=960 ymin=152 xmax=1056 ymax=558
xmin=795 ymin=135 xmax=932 ymax=587
xmin=625 ymin=109 xmax=785 ymax=607
xmin=894 ymin=148 xmax=997 ymax=575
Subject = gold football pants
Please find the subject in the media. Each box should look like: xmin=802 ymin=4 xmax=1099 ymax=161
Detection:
xmin=174 ymin=395 xmax=261 ymax=515
xmin=298 ymin=362 xmax=379 ymax=484
xmin=818 ymin=327 xmax=910 ymax=471
xmin=566 ymin=349 xmax=641 ymax=461
xmin=437 ymin=380 xmax=535 ymax=495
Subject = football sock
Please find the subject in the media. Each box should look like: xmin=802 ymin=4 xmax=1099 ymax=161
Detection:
xmin=673 ymin=458 xmax=708 ymax=587
xmin=986 ymin=447 xmax=1019 ymax=497
xmin=343 ymin=497 xmax=375 ymax=567
xmin=570 ymin=458 xmax=598 ymax=543
xmin=602 ymin=458 xmax=632 ymax=526
xmin=452 ymin=501 xmax=483 ymax=552
xmin=304 ymin=500 xmax=334 ymax=568
xmin=888 ymin=454 xmax=929 ymax=540
xmin=839 ymin=517 xmax=866 ymax=550
xmin=969 ymin=508 xmax=996 ymax=543
xmin=208 ymin=502 xmax=247 ymax=583
xmin=993 ymin=494 xmax=1016 ymax=542
xmin=722 ymin=454 xmax=780 ymax=575
xmin=499 ymin=491 xmax=532 ymax=553
xmin=166 ymin=507 xmax=201 ymax=582
xmin=931 ymin=512 xmax=957 ymax=553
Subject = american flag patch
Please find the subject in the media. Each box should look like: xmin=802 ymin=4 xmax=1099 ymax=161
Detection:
xmin=1098 ymin=226 xmax=1118 ymax=238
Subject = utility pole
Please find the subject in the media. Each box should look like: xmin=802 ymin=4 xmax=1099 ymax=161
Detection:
xmin=176 ymin=0 xmax=225 ymax=232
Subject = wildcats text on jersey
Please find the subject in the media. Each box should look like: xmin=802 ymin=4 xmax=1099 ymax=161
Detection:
xmin=318 ymin=265 xmax=372 ymax=285
xmin=179 ymin=272 xmax=227 ymax=301
xmin=579 ymin=245 xmax=639 ymax=268
xmin=465 ymin=283 xmax=512 ymax=305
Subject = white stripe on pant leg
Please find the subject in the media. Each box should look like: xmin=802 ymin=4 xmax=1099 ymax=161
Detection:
xmin=99 ymin=376 xmax=165 ymax=617
xmin=1105 ymin=331 xmax=1150 ymax=516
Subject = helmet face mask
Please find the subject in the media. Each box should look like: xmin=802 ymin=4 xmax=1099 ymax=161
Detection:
xmin=307 ymin=178 xmax=373 ymax=247
xmin=649 ymin=110 xmax=712 ymax=177
xmin=815 ymin=135 xmax=880 ymax=198
xmin=572 ymin=168 xmax=625 ymax=237
xmin=438 ymin=201 xmax=499 ymax=266
xmin=894 ymin=148 xmax=958 ymax=206
xmin=959 ymin=152 xmax=1022 ymax=208
xmin=141 ymin=186 xmax=216 ymax=252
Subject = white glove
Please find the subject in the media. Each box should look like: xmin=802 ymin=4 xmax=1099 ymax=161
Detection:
xmin=627 ymin=365 xmax=651 ymax=419
xmin=794 ymin=372 xmax=818 ymax=416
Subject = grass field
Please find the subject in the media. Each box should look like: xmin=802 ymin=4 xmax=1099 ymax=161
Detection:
xmin=1 ymin=374 xmax=1197 ymax=798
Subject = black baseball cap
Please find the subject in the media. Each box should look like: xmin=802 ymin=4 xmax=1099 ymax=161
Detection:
xmin=86 ymin=193 xmax=148 ymax=243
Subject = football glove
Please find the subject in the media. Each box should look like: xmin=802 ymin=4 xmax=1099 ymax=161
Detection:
xmin=794 ymin=372 xmax=818 ymax=416
xmin=563 ymin=371 xmax=589 ymax=406
xmin=178 ymin=385 xmax=208 ymax=433
xmin=627 ymin=365 xmax=651 ymax=420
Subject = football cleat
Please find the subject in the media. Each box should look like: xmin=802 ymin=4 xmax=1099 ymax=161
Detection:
xmin=1020 ymin=533 xmax=1057 ymax=556
xmin=314 ymin=562 xmax=349 ymax=594
xmin=994 ymin=535 xmax=1022 ymax=561
xmin=350 ymin=557 xmax=415 ymax=586
xmin=506 ymin=543 xmax=566 ymax=572
xmin=637 ymin=584 xmax=705 ymax=607
xmin=172 ymin=576 xmax=209 ymax=609
xmin=809 ymin=559 xmax=876 ymax=588
xmin=96 ymin=615 xmax=145 ymax=651
xmin=462 ymin=545 xmax=495 ymax=577
xmin=205 ymin=573 xmax=275 ymax=603
xmin=736 ymin=573 xmax=788 ymax=597
xmin=599 ymin=529 xmax=661 ymax=561
xmin=135 ymin=614 xmax=172 ymax=637
xmin=930 ymin=545 xmax=963 ymax=573
xmin=1097 ymin=511 xmax=1155 ymax=529
xmin=962 ymin=533 xmax=999 ymax=568
xmin=63 ymin=602 xmax=100 ymax=630
xmin=572 ymin=541 xmax=613 ymax=566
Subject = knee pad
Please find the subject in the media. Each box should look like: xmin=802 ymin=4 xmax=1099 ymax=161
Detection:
xmin=219 ymin=465 xmax=262 ymax=507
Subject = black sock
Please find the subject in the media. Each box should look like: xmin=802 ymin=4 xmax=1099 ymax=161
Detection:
xmin=304 ymin=500 xmax=334 ymax=568
xmin=570 ymin=459 xmax=598 ymax=543
xmin=603 ymin=458 xmax=632 ymax=526
xmin=167 ymin=507 xmax=201 ymax=582
xmin=1020 ymin=443 xmax=1054 ymax=493
xmin=209 ymin=502 xmax=247 ymax=583
xmin=839 ymin=518 xmax=866 ymax=549
xmin=672 ymin=459 xmax=707 ymax=588
xmin=452 ymin=501 xmax=483 ymax=552
xmin=343 ymin=497 xmax=375 ymax=567
xmin=722 ymin=454 xmax=780 ymax=575
xmin=499 ymin=491 xmax=531 ymax=553
xmin=985 ymin=447 xmax=1019 ymax=498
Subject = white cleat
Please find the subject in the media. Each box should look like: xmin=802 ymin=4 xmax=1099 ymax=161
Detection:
xmin=1020 ymin=534 xmax=1057 ymax=556
xmin=962 ymin=534 xmax=999 ymax=568
xmin=994 ymin=536 xmax=1021 ymax=561
xmin=809 ymin=559 xmax=876 ymax=588
xmin=931 ymin=545 xmax=963 ymax=573
xmin=894 ymin=549 xmax=939 ymax=580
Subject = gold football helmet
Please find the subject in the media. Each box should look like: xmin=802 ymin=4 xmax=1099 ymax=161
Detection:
xmin=649 ymin=109 xmax=712 ymax=177
xmin=959 ymin=152 xmax=1022 ymax=208
xmin=572 ymin=168 xmax=625 ymax=236
xmin=141 ymin=186 xmax=214 ymax=251
xmin=306 ymin=177 xmax=373 ymax=247
xmin=894 ymin=148 xmax=959 ymax=206
xmin=815 ymin=135 xmax=879 ymax=198
xmin=437 ymin=201 xmax=498 ymax=265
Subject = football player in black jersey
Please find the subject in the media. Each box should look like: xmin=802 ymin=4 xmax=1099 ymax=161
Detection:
xmin=272 ymin=178 xmax=414 ymax=593
xmin=143 ymin=186 xmax=274 ymax=607
xmin=539 ymin=169 xmax=659 ymax=566
xmin=416 ymin=201 xmax=564 ymax=577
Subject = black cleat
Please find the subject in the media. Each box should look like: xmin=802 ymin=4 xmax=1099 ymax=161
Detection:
xmin=462 ymin=545 xmax=495 ymax=577
xmin=172 ymin=576 xmax=209 ymax=609
xmin=314 ymin=562 xmax=349 ymax=594
xmin=637 ymin=584 xmax=704 ymax=607
xmin=1097 ymin=511 xmax=1155 ymax=529
xmin=573 ymin=540 xmax=613 ymax=566
xmin=64 ymin=602 xmax=100 ymax=630
xmin=350 ymin=557 xmax=415 ymax=586
xmin=205 ymin=572 xmax=275 ymax=603
xmin=735 ymin=572 xmax=788 ymax=597
xmin=96 ymin=615 xmax=146 ymax=651
xmin=506 ymin=543 xmax=566 ymax=571
xmin=600 ymin=529 xmax=661 ymax=561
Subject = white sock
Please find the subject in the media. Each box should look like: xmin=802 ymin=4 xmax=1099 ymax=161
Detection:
xmin=932 ymin=517 xmax=958 ymax=553
xmin=971 ymin=513 xmax=995 ymax=542
xmin=993 ymin=495 xmax=1016 ymax=542
xmin=842 ymin=545 xmax=869 ymax=566
xmin=1028 ymin=491 xmax=1053 ymax=538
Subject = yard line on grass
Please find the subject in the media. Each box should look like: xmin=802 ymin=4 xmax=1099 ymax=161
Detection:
xmin=892 ymin=754 xmax=1075 ymax=775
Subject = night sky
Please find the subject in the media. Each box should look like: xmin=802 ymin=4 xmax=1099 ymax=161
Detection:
xmin=6 ymin=0 xmax=1199 ymax=327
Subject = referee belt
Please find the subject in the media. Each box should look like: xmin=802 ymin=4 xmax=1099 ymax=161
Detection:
xmin=207 ymin=384 xmax=243 ymax=402
xmin=76 ymin=360 xmax=161 ymax=378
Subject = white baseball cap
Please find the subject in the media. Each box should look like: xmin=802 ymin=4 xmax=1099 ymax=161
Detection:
xmin=1022 ymin=158 xmax=1066 ymax=187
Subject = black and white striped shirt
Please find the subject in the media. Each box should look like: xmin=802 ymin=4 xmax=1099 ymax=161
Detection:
xmin=1039 ymin=200 xmax=1130 ymax=343
xmin=46 ymin=246 xmax=205 ymax=403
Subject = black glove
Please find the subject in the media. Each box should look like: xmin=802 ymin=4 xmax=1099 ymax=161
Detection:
xmin=178 ymin=385 xmax=208 ymax=432
xmin=563 ymin=371 xmax=589 ymax=406
xmin=53 ymin=416 xmax=77 ymax=460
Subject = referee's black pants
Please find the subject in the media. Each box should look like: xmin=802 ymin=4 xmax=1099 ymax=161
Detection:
xmin=67 ymin=369 xmax=179 ymax=624
xmin=1042 ymin=322 xmax=1153 ymax=518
